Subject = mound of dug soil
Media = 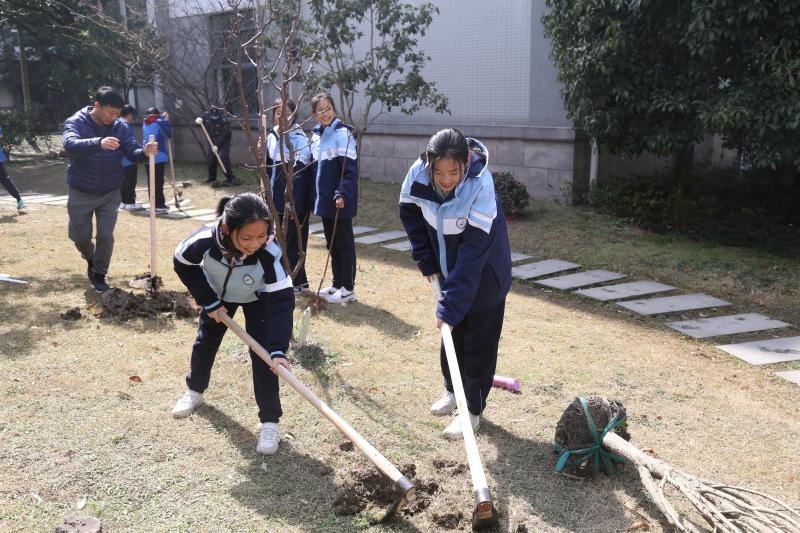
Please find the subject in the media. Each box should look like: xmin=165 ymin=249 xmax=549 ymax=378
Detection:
xmin=332 ymin=463 xmax=439 ymax=520
xmin=100 ymin=287 xmax=198 ymax=320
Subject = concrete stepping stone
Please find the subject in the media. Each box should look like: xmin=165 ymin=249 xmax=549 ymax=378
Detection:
xmin=617 ymin=293 xmax=730 ymax=315
xmin=309 ymin=222 xmax=323 ymax=234
xmin=665 ymin=313 xmax=791 ymax=339
xmin=22 ymin=194 xmax=58 ymax=203
xmin=161 ymin=211 xmax=192 ymax=220
xmin=534 ymin=269 xmax=626 ymax=290
xmin=194 ymin=214 xmax=218 ymax=222
xmin=381 ymin=240 xmax=411 ymax=252
xmin=510 ymin=252 xmax=532 ymax=263
xmin=511 ymin=259 xmax=580 ymax=280
xmin=775 ymin=370 xmax=800 ymax=386
xmin=716 ymin=336 xmax=800 ymax=365
xmin=576 ymin=280 xmax=676 ymax=301
xmin=354 ymin=230 xmax=407 ymax=244
xmin=2 ymin=193 xmax=51 ymax=202
xmin=353 ymin=226 xmax=377 ymax=235
xmin=179 ymin=208 xmax=215 ymax=217
xmin=41 ymin=195 xmax=71 ymax=205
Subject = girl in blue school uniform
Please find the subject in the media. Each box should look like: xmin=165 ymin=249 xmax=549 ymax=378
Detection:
xmin=266 ymin=97 xmax=313 ymax=292
xmin=172 ymin=192 xmax=295 ymax=455
xmin=309 ymin=92 xmax=358 ymax=304
xmin=0 ymin=126 xmax=26 ymax=211
xmin=142 ymin=107 xmax=173 ymax=213
xmin=399 ymin=128 xmax=512 ymax=439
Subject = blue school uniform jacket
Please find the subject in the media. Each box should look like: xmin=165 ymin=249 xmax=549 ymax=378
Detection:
xmin=399 ymin=138 xmax=512 ymax=327
xmin=142 ymin=117 xmax=172 ymax=165
xmin=267 ymin=125 xmax=313 ymax=215
xmin=0 ymin=127 xmax=6 ymax=163
xmin=310 ymin=118 xmax=358 ymax=219
xmin=120 ymin=121 xmax=134 ymax=168
xmin=174 ymin=222 xmax=295 ymax=358
xmin=63 ymin=107 xmax=147 ymax=193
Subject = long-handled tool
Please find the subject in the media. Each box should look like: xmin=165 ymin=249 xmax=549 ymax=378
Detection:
xmin=166 ymin=138 xmax=185 ymax=212
xmin=195 ymin=117 xmax=227 ymax=174
xmin=218 ymin=310 xmax=415 ymax=518
xmin=147 ymin=134 xmax=157 ymax=279
xmin=431 ymin=277 xmax=499 ymax=530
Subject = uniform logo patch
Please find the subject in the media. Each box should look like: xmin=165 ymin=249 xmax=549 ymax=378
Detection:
xmin=456 ymin=216 xmax=468 ymax=229
xmin=242 ymin=274 xmax=255 ymax=285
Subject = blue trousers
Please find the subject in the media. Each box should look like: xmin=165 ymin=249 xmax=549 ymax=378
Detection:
xmin=440 ymin=300 xmax=506 ymax=416
xmin=186 ymin=300 xmax=282 ymax=423
xmin=0 ymin=163 xmax=21 ymax=200
xmin=322 ymin=216 xmax=356 ymax=291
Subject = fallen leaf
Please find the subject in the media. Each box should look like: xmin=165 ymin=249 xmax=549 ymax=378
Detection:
xmin=85 ymin=303 xmax=96 ymax=311
xmin=284 ymin=432 xmax=295 ymax=440
xmin=76 ymin=496 xmax=87 ymax=510
xmin=627 ymin=520 xmax=650 ymax=531
xmin=261 ymin=462 xmax=267 ymax=472
xmin=30 ymin=492 xmax=42 ymax=504
xmin=129 ymin=375 xmax=142 ymax=384
xmin=64 ymin=450 xmax=76 ymax=458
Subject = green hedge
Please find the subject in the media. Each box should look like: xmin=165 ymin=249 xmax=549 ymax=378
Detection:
xmin=494 ymin=171 xmax=530 ymax=217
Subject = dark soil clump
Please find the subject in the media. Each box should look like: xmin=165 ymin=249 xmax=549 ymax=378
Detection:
xmin=554 ymin=396 xmax=631 ymax=475
xmin=432 ymin=458 xmax=467 ymax=476
xmin=339 ymin=441 xmax=354 ymax=452
xmin=432 ymin=512 xmax=463 ymax=529
xmin=100 ymin=287 xmax=198 ymax=320
xmin=59 ymin=307 xmax=82 ymax=321
xmin=332 ymin=463 xmax=438 ymax=519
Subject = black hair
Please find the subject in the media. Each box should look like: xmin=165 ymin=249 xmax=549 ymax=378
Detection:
xmin=272 ymin=97 xmax=297 ymax=123
xmin=145 ymin=106 xmax=161 ymax=116
xmin=94 ymin=86 xmax=125 ymax=108
xmin=311 ymin=92 xmax=336 ymax=115
xmin=120 ymin=104 xmax=136 ymax=118
xmin=215 ymin=193 xmax=271 ymax=232
xmin=424 ymin=128 xmax=469 ymax=176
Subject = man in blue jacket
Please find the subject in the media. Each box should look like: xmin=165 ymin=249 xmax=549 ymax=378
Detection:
xmin=63 ymin=86 xmax=158 ymax=293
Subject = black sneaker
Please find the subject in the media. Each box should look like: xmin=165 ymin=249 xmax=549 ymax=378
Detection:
xmin=203 ymin=177 xmax=217 ymax=184
xmin=227 ymin=177 xmax=242 ymax=186
xmin=210 ymin=180 xmax=227 ymax=189
xmin=89 ymin=268 xmax=109 ymax=293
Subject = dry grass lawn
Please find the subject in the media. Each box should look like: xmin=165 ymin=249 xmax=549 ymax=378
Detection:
xmin=1 ymin=159 xmax=798 ymax=532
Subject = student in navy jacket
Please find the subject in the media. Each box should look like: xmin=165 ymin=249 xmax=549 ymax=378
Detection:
xmin=118 ymin=104 xmax=144 ymax=211
xmin=0 ymin=126 xmax=25 ymax=211
xmin=142 ymin=107 xmax=173 ymax=213
xmin=266 ymin=97 xmax=313 ymax=291
xmin=309 ymin=92 xmax=358 ymax=304
xmin=62 ymin=86 xmax=157 ymax=293
xmin=399 ymin=128 xmax=512 ymax=439
xmin=172 ymin=193 xmax=295 ymax=455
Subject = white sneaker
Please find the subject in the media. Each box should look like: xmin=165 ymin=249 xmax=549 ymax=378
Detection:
xmin=129 ymin=202 xmax=145 ymax=211
xmin=324 ymin=289 xmax=357 ymax=304
xmin=430 ymin=390 xmax=457 ymax=415
xmin=118 ymin=202 xmax=127 ymax=211
xmin=442 ymin=413 xmax=480 ymax=439
xmin=256 ymin=422 xmax=280 ymax=455
xmin=171 ymin=389 xmax=204 ymax=418
xmin=155 ymin=207 xmax=170 ymax=215
xmin=317 ymin=286 xmax=339 ymax=298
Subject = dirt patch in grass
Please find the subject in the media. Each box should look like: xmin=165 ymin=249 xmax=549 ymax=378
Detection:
xmin=100 ymin=287 xmax=198 ymax=320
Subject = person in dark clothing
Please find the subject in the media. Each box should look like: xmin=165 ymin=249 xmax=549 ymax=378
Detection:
xmin=172 ymin=193 xmax=294 ymax=455
xmin=399 ymin=128 xmax=512 ymax=439
xmin=200 ymin=105 xmax=240 ymax=187
xmin=62 ymin=86 xmax=157 ymax=293
xmin=142 ymin=107 xmax=173 ymax=213
xmin=118 ymin=104 xmax=144 ymax=211
xmin=266 ymin=97 xmax=313 ymax=291
xmin=0 ymin=126 xmax=26 ymax=211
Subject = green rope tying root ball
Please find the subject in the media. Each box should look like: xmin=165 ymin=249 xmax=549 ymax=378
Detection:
xmin=553 ymin=396 xmax=800 ymax=532
xmin=553 ymin=396 xmax=630 ymax=476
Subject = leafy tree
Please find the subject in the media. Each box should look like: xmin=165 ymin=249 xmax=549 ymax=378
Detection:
xmin=305 ymin=0 xmax=448 ymax=152
xmin=542 ymin=0 xmax=800 ymax=171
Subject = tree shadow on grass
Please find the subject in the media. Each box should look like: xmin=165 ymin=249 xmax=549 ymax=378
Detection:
xmin=197 ymin=404 xmax=421 ymax=531
xmin=482 ymin=420 xmax=669 ymax=532
xmin=296 ymin=295 xmax=419 ymax=340
xmin=0 ymin=214 xmax=23 ymax=224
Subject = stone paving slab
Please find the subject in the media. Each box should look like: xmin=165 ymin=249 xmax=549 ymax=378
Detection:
xmin=381 ymin=240 xmax=411 ymax=252
xmin=42 ymin=196 xmax=71 ymax=205
xmin=309 ymin=223 xmax=323 ymax=234
xmin=576 ymin=280 xmax=676 ymax=301
xmin=617 ymin=293 xmax=730 ymax=315
xmin=354 ymin=230 xmax=407 ymax=244
xmin=161 ymin=211 xmax=192 ymax=220
xmin=1 ymin=193 xmax=52 ymax=202
xmin=775 ymin=370 xmax=800 ymax=386
xmin=194 ymin=214 xmax=218 ymax=222
xmin=534 ymin=269 xmax=626 ymax=290
xmin=510 ymin=252 xmax=532 ymax=263
xmin=716 ymin=336 xmax=800 ymax=365
xmin=179 ymin=208 xmax=215 ymax=217
xmin=352 ymin=226 xmax=378 ymax=235
xmin=511 ymin=259 xmax=581 ymax=280
xmin=665 ymin=313 xmax=791 ymax=339
xmin=23 ymin=194 xmax=63 ymax=203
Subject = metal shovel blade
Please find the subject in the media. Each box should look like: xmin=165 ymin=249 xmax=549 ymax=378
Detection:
xmin=295 ymin=306 xmax=311 ymax=347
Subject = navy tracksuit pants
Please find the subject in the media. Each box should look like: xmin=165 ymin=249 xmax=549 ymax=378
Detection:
xmin=186 ymin=300 xmax=282 ymax=423
xmin=281 ymin=212 xmax=310 ymax=289
xmin=440 ymin=300 xmax=506 ymax=416
xmin=321 ymin=215 xmax=356 ymax=291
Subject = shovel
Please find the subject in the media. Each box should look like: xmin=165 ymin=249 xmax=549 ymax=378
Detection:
xmin=431 ymin=277 xmax=500 ymax=530
xmin=129 ymin=135 xmax=159 ymax=292
xmin=218 ymin=310 xmax=415 ymax=519
xmin=195 ymin=117 xmax=227 ymax=174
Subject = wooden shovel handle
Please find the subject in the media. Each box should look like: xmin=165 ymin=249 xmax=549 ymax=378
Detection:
xmin=218 ymin=311 xmax=415 ymax=500
xmin=148 ymin=134 xmax=157 ymax=278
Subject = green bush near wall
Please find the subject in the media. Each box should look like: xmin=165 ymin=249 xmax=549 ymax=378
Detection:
xmin=494 ymin=171 xmax=530 ymax=217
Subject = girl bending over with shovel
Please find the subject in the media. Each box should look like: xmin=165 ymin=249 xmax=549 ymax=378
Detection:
xmin=399 ymin=128 xmax=512 ymax=439
xmin=171 ymin=192 xmax=294 ymax=455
